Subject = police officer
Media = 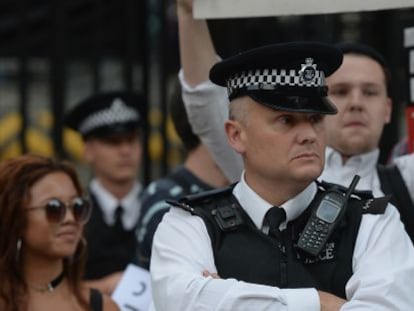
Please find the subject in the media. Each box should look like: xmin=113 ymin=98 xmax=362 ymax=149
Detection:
xmin=177 ymin=0 xmax=414 ymax=244
xmin=150 ymin=42 xmax=414 ymax=310
xmin=65 ymin=91 xmax=144 ymax=294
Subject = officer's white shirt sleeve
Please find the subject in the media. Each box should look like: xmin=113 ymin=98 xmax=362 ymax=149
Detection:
xmin=343 ymin=203 xmax=414 ymax=310
xmin=150 ymin=207 xmax=320 ymax=311
xmin=179 ymin=70 xmax=243 ymax=183
xmin=393 ymin=153 xmax=414 ymax=202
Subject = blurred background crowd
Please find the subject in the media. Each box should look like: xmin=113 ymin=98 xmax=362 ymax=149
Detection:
xmin=1 ymin=1 xmax=414 ymax=181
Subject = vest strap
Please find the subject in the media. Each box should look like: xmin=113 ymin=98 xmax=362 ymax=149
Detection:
xmin=377 ymin=164 xmax=414 ymax=243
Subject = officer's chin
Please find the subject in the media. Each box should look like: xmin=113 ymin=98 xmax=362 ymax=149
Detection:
xmin=293 ymin=164 xmax=323 ymax=183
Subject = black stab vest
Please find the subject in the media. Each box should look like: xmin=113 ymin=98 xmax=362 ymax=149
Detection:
xmin=175 ymin=182 xmax=388 ymax=298
xmin=84 ymin=193 xmax=138 ymax=280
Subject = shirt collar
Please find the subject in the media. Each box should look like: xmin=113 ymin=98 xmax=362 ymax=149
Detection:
xmin=233 ymin=171 xmax=317 ymax=230
xmin=324 ymin=146 xmax=379 ymax=173
xmin=90 ymin=179 xmax=142 ymax=230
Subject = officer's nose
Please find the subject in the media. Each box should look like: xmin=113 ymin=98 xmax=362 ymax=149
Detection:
xmin=118 ymin=140 xmax=134 ymax=154
xmin=297 ymin=121 xmax=318 ymax=144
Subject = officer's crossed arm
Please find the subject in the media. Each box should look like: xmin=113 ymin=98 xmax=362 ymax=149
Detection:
xmin=202 ymin=270 xmax=346 ymax=310
xmin=318 ymin=291 xmax=346 ymax=311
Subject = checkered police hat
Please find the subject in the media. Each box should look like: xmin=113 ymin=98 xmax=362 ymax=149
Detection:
xmin=210 ymin=41 xmax=343 ymax=114
xmin=65 ymin=91 xmax=144 ymax=139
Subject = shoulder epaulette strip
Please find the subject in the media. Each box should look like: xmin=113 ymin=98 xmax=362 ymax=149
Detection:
xmin=361 ymin=195 xmax=390 ymax=215
xmin=166 ymin=199 xmax=196 ymax=214
xmin=165 ymin=185 xmax=235 ymax=214
xmin=179 ymin=184 xmax=235 ymax=206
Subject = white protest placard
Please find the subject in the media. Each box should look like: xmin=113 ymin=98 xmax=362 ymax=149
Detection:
xmin=112 ymin=264 xmax=152 ymax=311
xmin=194 ymin=0 xmax=414 ymax=19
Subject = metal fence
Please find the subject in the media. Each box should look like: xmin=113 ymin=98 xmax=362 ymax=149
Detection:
xmin=1 ymin=1 xmax=413 ymax=185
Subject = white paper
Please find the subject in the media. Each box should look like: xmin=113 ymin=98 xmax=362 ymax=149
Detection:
xmin=111 ymin=264 xmax=152 ymax=311
xmin=194 ymin=0 xmax=414 ymax=19
xmin=405 ymin=27 xmax=414 ymax=48
xmin=410 ymin=50 xmax=414 ymax=74
xmin=410 ymin=78 xmax=414 ymax=103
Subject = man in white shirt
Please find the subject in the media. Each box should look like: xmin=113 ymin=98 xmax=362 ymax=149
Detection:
xmin=150 ymin=39 xmax=414 ymax=310
xmin=65 ymin=91 xmax=144 ymax=294
xmin=177 ymin=0 xmax=414 ymax=242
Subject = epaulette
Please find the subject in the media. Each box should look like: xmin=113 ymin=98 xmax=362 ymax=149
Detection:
xmin=166 ymin=185 xmax=235 ymax=214
xmin=181 ymin=185 xmax=235 ymax=205
xmin=360 ymin=195 xmax=391 ymax=215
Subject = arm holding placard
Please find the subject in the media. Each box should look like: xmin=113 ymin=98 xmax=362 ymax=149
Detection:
xmin=177 ymin=0 xmax=243 ymax=182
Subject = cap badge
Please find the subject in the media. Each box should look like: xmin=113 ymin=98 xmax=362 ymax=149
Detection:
xmin=299 ymin=58 xmax=317 ymax=84
xmin=111 ymin=98 xmax=127 ymax=113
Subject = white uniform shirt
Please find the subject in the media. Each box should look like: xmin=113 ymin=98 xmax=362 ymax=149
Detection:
xmin=90 ymin=178 xmax=142 ymax=230
xmin=150 ymin=173 xmax=414 ymax=310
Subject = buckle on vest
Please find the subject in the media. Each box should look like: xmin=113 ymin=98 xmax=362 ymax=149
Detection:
xmin=211 ymin=205 xmax=243 ymax=231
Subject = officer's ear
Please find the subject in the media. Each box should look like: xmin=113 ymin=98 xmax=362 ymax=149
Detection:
xmin=225 ymin=119 xmax=246 ymax=155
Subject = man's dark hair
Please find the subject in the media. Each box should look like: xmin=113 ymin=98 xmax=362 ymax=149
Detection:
xmin=169 ymin=79 xmax=200 ymax=152
xmin=335 ymin=42 xmax=392 ymax=95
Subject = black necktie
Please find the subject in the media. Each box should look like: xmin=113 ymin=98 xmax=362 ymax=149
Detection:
xmin=114 ymin=205 xmax=124 ymax=230
xmin=265 ymin=206 xmax=286 ymax=239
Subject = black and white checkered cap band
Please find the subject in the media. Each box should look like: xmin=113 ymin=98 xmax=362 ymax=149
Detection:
xmin=226 ymin=68 xmax=325 ymax=96
xmin=79 ymin=98 xmax=140 ymax=134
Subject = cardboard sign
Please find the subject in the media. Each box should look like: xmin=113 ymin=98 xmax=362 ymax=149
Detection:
xmin=112 ymin=264 xmax=152 ymax=311
xmin=194 ymin=0 xmax=414 ymax=19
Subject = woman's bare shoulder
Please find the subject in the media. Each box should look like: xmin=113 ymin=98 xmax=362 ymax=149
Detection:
xmin=102 ymin=295 xmax=120 ymax=311
xmin=82 ymin=287 xmax=119 ymax=311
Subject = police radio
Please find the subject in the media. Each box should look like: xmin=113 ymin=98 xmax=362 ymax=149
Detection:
xmin=297 ymin=175 xmax=360 ymax=257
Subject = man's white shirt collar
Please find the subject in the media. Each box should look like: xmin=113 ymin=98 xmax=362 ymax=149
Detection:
xmin=233 ymin=171 xmax=317 ymax=230
xmin=321 ymin=147 xmax=380 ymax=192
xmin=90 ymin=179 xmax=142 ymax=230
xmin=324 ymin=146 xmax=379 ymax=171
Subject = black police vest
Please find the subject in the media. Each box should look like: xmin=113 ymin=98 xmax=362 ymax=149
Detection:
xmin=84 ymin=193 xmax=138 ymax=280
xmin=174 ymin=182 xmax=388 ymax=298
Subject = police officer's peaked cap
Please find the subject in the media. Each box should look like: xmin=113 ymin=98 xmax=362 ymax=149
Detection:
xmin=210 ymin=41 xmax=343 ymax=114
xmin=65 ymin=91 xmax=144 ymax=139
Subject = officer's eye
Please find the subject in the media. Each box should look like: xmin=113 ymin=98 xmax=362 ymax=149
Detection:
xmin=277 ymin=115 xmax=293 ymax=125
xmin=309 ymin=114 xmax=324 ymax=124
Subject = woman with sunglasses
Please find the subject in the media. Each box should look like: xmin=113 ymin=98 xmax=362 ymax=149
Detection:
xmin=0 ymin=154 xmax=119 ymax=311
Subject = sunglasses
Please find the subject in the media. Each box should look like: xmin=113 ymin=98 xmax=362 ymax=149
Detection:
xmin=27 ymin=197 xmax=92 ymax=224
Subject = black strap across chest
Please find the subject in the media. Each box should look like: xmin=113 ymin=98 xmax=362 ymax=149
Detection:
xmin=377 ymin=164 xmax=414 ymax=243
